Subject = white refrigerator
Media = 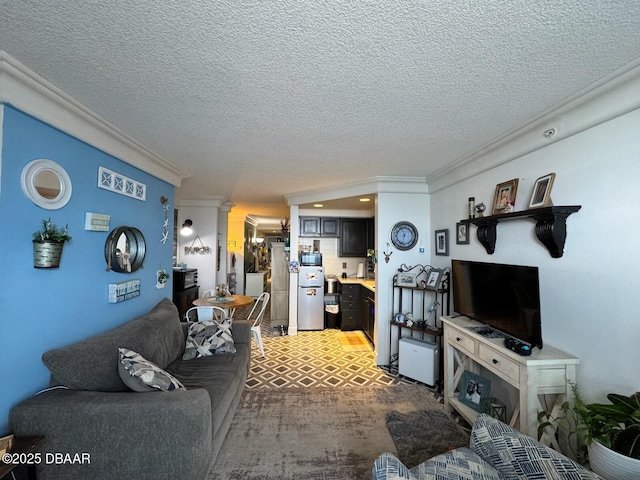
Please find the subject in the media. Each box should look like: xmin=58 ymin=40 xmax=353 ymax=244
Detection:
xmin=298 ymin=266 xmax=325 ymax=330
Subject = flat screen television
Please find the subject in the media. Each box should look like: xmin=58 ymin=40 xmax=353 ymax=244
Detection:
xmin=451 ymin=259 xmax=543 ymax=349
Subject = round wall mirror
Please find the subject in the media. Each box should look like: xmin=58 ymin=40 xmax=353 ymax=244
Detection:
xmin=21 ymin=159 xmax=72 ymax=209
xmin=104 ymin=226 xmax=146 ymax=273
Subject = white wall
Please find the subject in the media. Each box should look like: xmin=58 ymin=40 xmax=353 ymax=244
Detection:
xmin=429 ymin=109 xmax=640 ymax=402
xmin=176 ymin=204 xmax=220 ymax=294
xmin=375 ymin=191 xmax=431 ymax=366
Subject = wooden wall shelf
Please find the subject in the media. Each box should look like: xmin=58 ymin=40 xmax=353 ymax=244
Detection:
xmin=461 ymin=206 xmax=581 ymax=258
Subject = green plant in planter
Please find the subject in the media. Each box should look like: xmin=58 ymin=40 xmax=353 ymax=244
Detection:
xmin=157 ymin=269 xmax=170 ymax=284
xmin=538 ymin=383 xmax=640 ymax=465
xmin=572 ymin=384 xmax=640 ymax=460
xmin=33 ymin=218 xmax=72 ymax=243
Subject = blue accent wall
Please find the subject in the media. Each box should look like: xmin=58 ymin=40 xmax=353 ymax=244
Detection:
xmin=0 ymin=105 xmax=175 ymax=434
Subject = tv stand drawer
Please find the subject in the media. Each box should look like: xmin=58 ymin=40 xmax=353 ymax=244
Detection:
xmin=478 ymin=344 xmax=520 ymax=384
xmin=449 ymin=329 xmax=475 ymax=355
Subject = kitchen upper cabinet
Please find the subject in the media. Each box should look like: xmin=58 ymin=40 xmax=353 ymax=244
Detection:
xmin=300 ymin=217 xmax=321 ymax=237
xmin=321 ymin=218 xmax=339 ymax=237
xmin=299 ymin=217 xmax=339 ymax=237
xmin=339 ymin=218 xmax=373 ymax=257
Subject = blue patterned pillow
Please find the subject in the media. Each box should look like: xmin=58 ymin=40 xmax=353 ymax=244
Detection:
xmin=182 ymin=320 xmax=235 ymax=360
xmin=372 ymin=450 xmax=502 ymax=480
xmin=118 ymin=348 xmax=185 ymax=392
xmin=471 ymin=414 xmax=603 ymax=479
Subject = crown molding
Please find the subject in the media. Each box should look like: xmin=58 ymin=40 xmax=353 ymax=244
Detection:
xmin=426 ymin=58 xmax=640 ymax=192
xmin=0 ymin=51 xmax=188 ymax=187
xmin=285 ymin=175 xmax=428 ymax=206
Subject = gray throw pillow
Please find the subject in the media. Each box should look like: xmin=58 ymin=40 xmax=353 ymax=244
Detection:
xmin=118 ymin=348 xmax=186 ymax=392
xmin=183 ymin=320 xmax=236 ymax=360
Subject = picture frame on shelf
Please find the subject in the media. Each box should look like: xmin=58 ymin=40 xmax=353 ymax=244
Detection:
xmin=396 ymin=271 xmax=418 ymax=288
xmin=492 ymin=178 xmax=519 ymax=215
xmin=435 ymin=229 xmax=449 ymax=256
xmin=456 ymin=222 xmax=469 ymax=245
xmin=529 ymin=172 xmax=556 ymax=208
xmin=458 ymin=370 xmax=492 ymax=412
xmin=425 ymin=268 xmax=444 ymax=290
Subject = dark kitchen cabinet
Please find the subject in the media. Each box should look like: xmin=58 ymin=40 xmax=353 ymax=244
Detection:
xmin=321 ymin=217 xmax=339 ymax=237
xmin=173 ymin=285 xmax=198 ymax=321
xmin=340 ymin=283 xmax=360 ymax=330
xmin=299 ymin=217 xmax=339 ymax=237
xmin=339 ymin=218 xmax=371 ymax=257
xmin=360 ymin=288 xmax=375 ymax=344
xmin=300 ymin=217 xmax=321 ymax=237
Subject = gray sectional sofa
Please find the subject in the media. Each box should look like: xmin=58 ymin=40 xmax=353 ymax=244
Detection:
xmin=9 ymin=298 xmax=251 ymax=480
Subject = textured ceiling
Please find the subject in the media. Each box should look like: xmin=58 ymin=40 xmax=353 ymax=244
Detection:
xmin=2 ymin=1 xmax=640 ymax=211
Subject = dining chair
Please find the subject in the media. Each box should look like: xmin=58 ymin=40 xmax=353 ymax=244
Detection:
xmin=243 ymin=292 xmax=270 ymax=358
xmin=184 ymin=305 xmax=227 ymax=323
xmin=201 ymin=289 xmax=216 ymax=299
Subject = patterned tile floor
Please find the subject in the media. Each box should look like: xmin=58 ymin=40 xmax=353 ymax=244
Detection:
xmin=246 ymin=328 xmax=412 ymax=389
xmin=229 ymin=285 xmax=441 ymax=393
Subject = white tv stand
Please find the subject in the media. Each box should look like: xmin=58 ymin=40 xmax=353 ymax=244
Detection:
xmin=442 ymin=316 xmax=579 ymax=445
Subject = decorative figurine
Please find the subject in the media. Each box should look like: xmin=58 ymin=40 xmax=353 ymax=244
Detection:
xmin=475 ymin=202 xmax=486 ymax=217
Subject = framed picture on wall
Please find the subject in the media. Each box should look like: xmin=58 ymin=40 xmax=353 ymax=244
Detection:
xmin=529 ymin=173 xmax=556 ymax=208
xmin=492 ymin=178 xmax=519 ymax=215
xmin=458 ymin=370 xmax=492 ymax=412
xmin=456 ymin=222 xmax=469 ymax=245
xmin=435 ymin=229 xmax=449 ymax=256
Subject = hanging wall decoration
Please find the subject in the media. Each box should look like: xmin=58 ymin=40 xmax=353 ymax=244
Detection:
xmin=184 ymin=235 xmax=211 ymax=255
xmin=160 ymin=196 xmax=170 ymax=244
xmin=98 ymin=166 xmax=146 ymax=201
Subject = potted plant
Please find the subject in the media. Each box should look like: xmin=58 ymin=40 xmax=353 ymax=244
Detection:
xmin=32 ymin=218 xmax=72 ymax=268
xmin=156 ymin=269 xmax=170 ymax=289
xmin=571 ymin=385 xmax=640 ymax=478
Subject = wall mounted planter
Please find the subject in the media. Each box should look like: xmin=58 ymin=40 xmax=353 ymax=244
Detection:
xmin=33 ymin=240 xmax=65 ymax=268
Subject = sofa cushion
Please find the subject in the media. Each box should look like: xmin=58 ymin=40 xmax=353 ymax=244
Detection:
xmin=372 ymin=450 xmax=502 ymax=480
xmin=118 ymin=348 xmax=186 ymax=392
xmin=471 ymin=414 xmax=603 ymax=479
xmin=42 ymin=298 xmax=185 ymax=391
xmin=183 ymin=321 xmax=236 ymax=360
xmin=167 ymin=342 xmax=250 ymax=436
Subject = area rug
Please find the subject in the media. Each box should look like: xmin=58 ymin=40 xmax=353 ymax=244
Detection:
xmin=336 ymin=330 xmax=372 ymax=352
xmin=385 ymin=409 xmax=470 ymax=469
xmin=210 ymin=384 xmax=443 ymax=480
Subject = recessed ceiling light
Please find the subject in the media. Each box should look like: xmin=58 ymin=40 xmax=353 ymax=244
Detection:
xmin=314 ymin=204 xmax=324 ymax=207
xmin=359 ymin=198 xmax=371 ymax=202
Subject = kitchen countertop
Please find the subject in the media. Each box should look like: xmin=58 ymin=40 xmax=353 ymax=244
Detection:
xmin=337 ymin=277 xmax=375 ymax=293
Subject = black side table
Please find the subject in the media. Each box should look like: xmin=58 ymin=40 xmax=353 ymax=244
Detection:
xmin=0 ymin=437 xmax=44 ymax=480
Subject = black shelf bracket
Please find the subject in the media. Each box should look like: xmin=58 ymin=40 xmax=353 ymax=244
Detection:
xmin=462 ymin=206 xmax=581 ymax=258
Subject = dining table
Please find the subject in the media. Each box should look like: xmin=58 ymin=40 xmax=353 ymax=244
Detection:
xmin=192 ymin=294 xmax=255 ymax=320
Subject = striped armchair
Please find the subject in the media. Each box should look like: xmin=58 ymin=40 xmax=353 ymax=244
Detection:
xmin=373 ymin=414 xmax=604 ymax=480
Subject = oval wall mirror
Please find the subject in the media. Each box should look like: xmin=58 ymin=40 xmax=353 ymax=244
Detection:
xmin=21 ymin=159 xmax=72 ymax=210
xmin=104 ymin=226 xmax=146 ymax=273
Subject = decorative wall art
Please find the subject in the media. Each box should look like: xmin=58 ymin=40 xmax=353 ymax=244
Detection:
xmin=98 ymin=166 xmax=146 ymax=201
xmin=184 ymin=235 xmax=211 ymax=255
xmin=160 ymin=196 xmax=170 ymax=244
xmin=435 ymin=229 xmax=449 ymax=256
xmin=455 ymin=222 xmax=469 ymax=245
xmin=529 ymin=173 xmax=556 ymax=208
xmin=492 ymin=178 xmax=519 ymax=215
xmin=21 ymin=159 xmax=73 ymax=210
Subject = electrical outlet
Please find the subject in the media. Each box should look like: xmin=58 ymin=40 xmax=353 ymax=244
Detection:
xmin=342 ymin=262 xmax=347 ymax=269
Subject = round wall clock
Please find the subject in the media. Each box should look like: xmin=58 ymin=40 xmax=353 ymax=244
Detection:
xmin=390 ymin=221 xmax=419 ymax=251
